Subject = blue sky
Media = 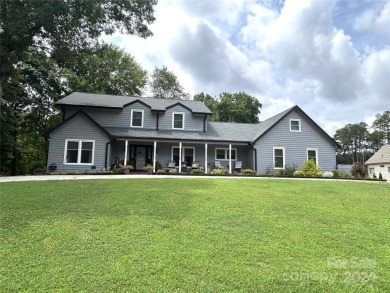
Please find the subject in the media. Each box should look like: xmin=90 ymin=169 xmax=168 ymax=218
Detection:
xmin=105 ymin=0 xmax=390 ymax=135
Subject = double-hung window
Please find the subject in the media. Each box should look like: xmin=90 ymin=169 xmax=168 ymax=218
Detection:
xmin=171 ymin=147 xmax=195 ymax=166
xmin=290 ymin=119 xmax=301 ymax=132
xmin=131 ymin=109 xmax=144 ymax=128
xmin=273 ymin=147 xmax=285 ymax=169
xmin=172 ymin=112 xmax=184 ymax=129
xmin=64 ymin=139 xmax=95 ymax=165
xmin=215 ymin=148 xmax=237 ymax=161
xmin=307 ymin=148 xmax=318 ymax=165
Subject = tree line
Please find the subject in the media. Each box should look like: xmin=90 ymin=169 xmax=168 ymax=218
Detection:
xmin=333 ymin=111 xmax=390 ymax=164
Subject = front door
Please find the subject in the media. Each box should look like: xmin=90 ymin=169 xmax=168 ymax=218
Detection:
xmin=135 ymin=147 xmax=146 ymax=170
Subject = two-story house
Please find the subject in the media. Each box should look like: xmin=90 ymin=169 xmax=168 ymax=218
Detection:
xmin=47 ymin=92 xmax=339 ymax=173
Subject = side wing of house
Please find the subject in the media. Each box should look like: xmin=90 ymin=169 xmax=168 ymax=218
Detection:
xmin=47 ymin=112 xmax=111 ymax=172
xmin=253 ymin=108 xmax=337 ymax=174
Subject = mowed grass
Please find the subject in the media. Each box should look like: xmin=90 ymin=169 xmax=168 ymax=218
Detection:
xmin=0 ymin=179 xmax=389 ymax=292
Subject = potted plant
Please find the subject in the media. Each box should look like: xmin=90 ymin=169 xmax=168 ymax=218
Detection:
xmin=144 ymin=164 xmax=154 ymax=175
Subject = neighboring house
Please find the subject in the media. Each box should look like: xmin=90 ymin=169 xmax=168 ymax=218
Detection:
xmin=46 ymin=92 xmax=339 ymax=174
xmin=365 ymin=144 xmax=390 ymax=180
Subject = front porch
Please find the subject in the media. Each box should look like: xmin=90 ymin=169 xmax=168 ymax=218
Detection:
xmin=109 ymin=139 xmax=254 ymax=173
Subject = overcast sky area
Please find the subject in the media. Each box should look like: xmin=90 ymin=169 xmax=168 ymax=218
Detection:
xmin=105 ymin=0 xmax=390 ymax=136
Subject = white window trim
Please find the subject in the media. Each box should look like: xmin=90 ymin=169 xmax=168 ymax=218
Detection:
xmin=289 ymin=118 xmax=301 ymax=132
xmin=307 ymin=148 xmax=318 ymax=165
xmin=130 ymin=109 xmax=144 ymax=128
xmin=273 ymin=147 xmax=285 ymax=169
xmin=171 ymin=146 xmax=196 ymax=162
xmin=172 ymin=112 xmax=185 ymax=130
xmin=215 ymin=148 xmax=237 ymax=161
xmin=63 ymin=139 xmax=95 ymax=165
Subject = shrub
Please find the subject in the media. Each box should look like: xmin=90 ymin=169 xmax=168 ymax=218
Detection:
xmin=242 ymin=169 xmax=257 ymax=175
xmin=294 ymin=170 xmax=304 ymax=177
xmin=211 ymin=168 xmax=229 ymax=175
xmin=283 ymin=165 xmax=296 ymax=176
xmin=338 ymin=170 xmax=351 ymax=178
xmin=191 ymin=169 xmax=205 ymax=175
xmin=379 ymin=173 xmax=383 ymax=180
xmin=156 ymin=170 xmax=166 ymax=174
xmin=164 ymin=168 xmax=172 ymax=173
xmin=298 ymin=160 xmax=322 ymax=177
xmin=332 ymin=170 xmax=340 ymax=177
xmin=323 ymin=171 xmax=334 ymax=177
xmin=168 ymin=169 xmax=178 ymax=174
xmin=33 ymin=167 xmax=45 ymax=175
xmin=351 ymin=162 xmax=367 ymax=179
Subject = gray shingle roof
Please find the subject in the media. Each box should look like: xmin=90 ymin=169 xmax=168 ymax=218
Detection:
xmin=56 ymin=92 xmax=212 ymax=114
xmin=365 ymin=144 xmax=390 ymax=164
xmin=103 ymin=109 xmax=294 ymax=143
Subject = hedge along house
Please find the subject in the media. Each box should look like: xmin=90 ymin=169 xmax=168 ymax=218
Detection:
xmin=46 ymin=92 xmax=339 ymax=174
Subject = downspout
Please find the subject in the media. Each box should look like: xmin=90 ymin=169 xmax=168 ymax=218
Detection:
xmin=203 ymin=115 xmax=207 ymax=132
xmin=105 ymin=139 xmax=113 ymax=169
xmin=156 ymin=111 xmax=160 ymax=130
xmin=249 ymin=143 xmax=257 ymax=172
xmin=61 ymin=106 xmax=65 ymax=122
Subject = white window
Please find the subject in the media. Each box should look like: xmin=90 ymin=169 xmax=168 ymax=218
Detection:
xmin=290 ymin=119 xmax=301 ymax=132
xmin=172 ymin=112 xmax=184 ymax=129
xmin=369 ymin=168 xmax=375 ymax=175
xmin=171 ymin=147 xmax=195 ymax=165
xmin=215 ymin=148 xmax=237 ymax=161
xmin=64 ymin=139 xmax=95 ymax=165
xmin=131 ymin=109 xmax=144 ymax=128
xmin=307 ymin=148 xmax=318 ymax=165
xmin=388 ymin=167 xmax=390 ymax=174
xmin=273 ymin=147 xmax=285 ymax=169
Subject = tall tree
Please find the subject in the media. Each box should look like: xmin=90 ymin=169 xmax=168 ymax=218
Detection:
xmin=149 ymin=66 xmax=190 ymax=100
xmin=372 ymin=110 xmax=390 ymax=144
xmin=63 ymin=43 xmax=148 ymax=96
xmin=0 ymin=0 xmax=157 ymax=175
xmin=194 ymin=92 xmax=262 ymax=123
xmin=0 ymin=0 xmax=157 ymax=99
xmin=334 ymin=122 xmax=369 ymax=164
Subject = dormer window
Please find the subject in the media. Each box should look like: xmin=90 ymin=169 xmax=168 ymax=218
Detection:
xmin=131 ymin=109 xmax=144 ymax=128
xmin=172 ymin=112 xmax=184 ymax=129
xmin=290 ymin=119 xmax=301 ymax=132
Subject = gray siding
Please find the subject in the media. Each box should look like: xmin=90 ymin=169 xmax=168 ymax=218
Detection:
xmin=63 ymin=102 xmax=157 ymax=129
xmin=47 ymin=114 xmax=110 ymax=172
xmin=254 ymin=109 xmax=337 ymax=174
xmin=159 ymin=105 xmax=204 ymax=131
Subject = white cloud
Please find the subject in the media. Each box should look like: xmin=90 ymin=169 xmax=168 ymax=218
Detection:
xmin=104 ymin=0 xmax=389 ymax=136
xmin=354 ymin=1 xmax=390 ymax=37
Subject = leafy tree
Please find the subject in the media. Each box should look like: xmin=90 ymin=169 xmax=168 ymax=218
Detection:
xmin=149 ymin=66 xmax=190 ymax=100
xmin=0 ymin=0 xmax=157 ymax=99
xmin=194 ymin=92 xmax=262 ymax=123
xmin=334 ymin=123 xmax=368 ymax=164
xmin=63 ymin=43 xmax=148 ymax=96
xmin=372 ymin=110 xmax=390 ymax=144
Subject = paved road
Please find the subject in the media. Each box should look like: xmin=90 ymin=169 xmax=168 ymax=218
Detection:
xmin=0 ymin=174 xmax=387 ymax=183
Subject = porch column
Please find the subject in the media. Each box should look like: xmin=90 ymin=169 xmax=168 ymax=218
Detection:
xmin=205 ymin=143 xmax=208 ymax=173
xmin=124 ymin=140 xmax=128 ymax=165
xmin=229 ymin=144 xmax=232 ymax=174
xmin=153 ymin=141 xmax=157 ymax=172
xmin=179 ymin=142 xmax=182 ymax=173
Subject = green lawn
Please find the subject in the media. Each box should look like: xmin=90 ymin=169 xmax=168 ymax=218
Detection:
xmin=0 ymin=179 xmax=389 ymax=292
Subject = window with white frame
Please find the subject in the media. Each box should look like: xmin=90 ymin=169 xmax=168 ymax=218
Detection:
xmin=171 ymin=147 xmax=195 ymax=166
xmin=131 ymin=109 xmax=144 ymax=128
xmin=290 ymin=119 xmax=301 ymax=132
xmin=388 ymin=167 xmax=390 ymax=174
xmin=172 ymin=112 xmax=184 ymax=129
xmin=215 ymin=148 xmax=237 ymax=161
xmin=307 ymin=148 xmax=318 ymax=165
xmin=273 ymin=147 xmax=285 ymax=169
xmin=64 ymin=139 xmax=95 ymax=164
xmin=369 ymin=168 xmax=375 ymax=175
